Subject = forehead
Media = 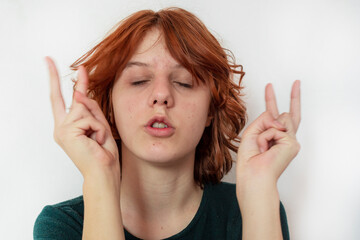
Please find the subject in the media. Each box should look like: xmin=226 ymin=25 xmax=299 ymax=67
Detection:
xmin=135 ymin=28 xmax=163 ymax=53
xmin=129 ymin=28 xmax=179 ymax=68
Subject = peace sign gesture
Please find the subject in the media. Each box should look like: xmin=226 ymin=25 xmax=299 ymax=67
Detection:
xmin=236 ymin=80 xmax=301 ymax=188
xmin=46 ymin=57 xmax=120 ymax=179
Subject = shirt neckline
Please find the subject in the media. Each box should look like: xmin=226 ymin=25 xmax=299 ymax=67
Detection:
xmin=124 ymin=183 xmax=211 ymax=240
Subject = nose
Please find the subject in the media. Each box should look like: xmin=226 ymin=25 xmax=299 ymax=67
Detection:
xmin=148 ymin=78 xmax=174 ymax=108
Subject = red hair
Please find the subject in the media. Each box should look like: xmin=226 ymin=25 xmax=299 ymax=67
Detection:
xmin=70 ymin=7 xmax=247 ymax=187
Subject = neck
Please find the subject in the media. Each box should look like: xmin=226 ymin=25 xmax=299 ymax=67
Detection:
xmin=118 ymin=146 xmax=204 ymax=239
xmin=119 ymin=149 xmax=203 ymax=221
xmin=120 ymin=148 xmax=203 ymax=239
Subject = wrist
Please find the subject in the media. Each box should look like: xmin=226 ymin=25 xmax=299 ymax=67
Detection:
xmin=238 ymin=187 xmax=283 ymax=240
xmin=83 ymin=163 xmax=120 ymax=182
xmin=82 ymin=169 xmax=124 ymax=240
xmin=83 ymin=169 xmax=121 ymax=199
xmin=236 ymin=179 xmax=279 ymax=208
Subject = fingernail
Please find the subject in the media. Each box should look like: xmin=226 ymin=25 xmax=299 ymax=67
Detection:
xmin=259 ymin=146 xmax=265 ymax=153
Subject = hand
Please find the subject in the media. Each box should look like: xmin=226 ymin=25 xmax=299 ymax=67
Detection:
xmin=47 ymin=56 xmax=120 ymax=179
xmin=236 ymin=80 xmax=301 ymax=190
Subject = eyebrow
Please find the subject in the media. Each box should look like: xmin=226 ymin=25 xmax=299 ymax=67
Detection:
xmin=125 ymin=61 xmax=184 ymax=69
xmin=126 ymin=61 xmax=149 ymax=68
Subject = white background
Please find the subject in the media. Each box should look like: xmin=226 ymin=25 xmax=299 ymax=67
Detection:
xmin=1 ymin=0 xmax=359 ymax=239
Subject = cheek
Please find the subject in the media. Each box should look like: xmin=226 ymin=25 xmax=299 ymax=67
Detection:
xmin=126 ymin=101 xmax=135 ymax=120
xmin=114 ymin=97 xmax=139 ymax=134
xmin=182 ymin=102 xmax=195 ymax=120
xmin=182 ymin=101 xmax=209 ymax=132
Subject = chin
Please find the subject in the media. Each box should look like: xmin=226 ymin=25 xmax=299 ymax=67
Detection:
xmin=121 ymin=139 xmax=195 ymax=166
xmin=137 ymin=146 xmax=194 ymax=166
xmin=139 ymin=150 xmax=180 ymax=165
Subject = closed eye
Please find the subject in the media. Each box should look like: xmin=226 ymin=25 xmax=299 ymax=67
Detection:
xmin=131 ymin=80 xmax=149 ymax=86
xmin=175 ymin=82 xmax=193 ymax=88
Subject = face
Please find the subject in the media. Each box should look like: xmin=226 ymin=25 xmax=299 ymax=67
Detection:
xmin=112 ymin=28 xmax=212 ymax=165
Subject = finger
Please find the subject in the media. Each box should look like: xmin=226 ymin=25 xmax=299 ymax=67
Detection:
xmin=265 ymin=83 xmax=279 ymax=119
xmin=290 ymin=80 xmax=301 ymax=132
xmin=69 ymin=66 xmax=89 ymax=116
xmin=257 ymin=127 xmax=288 ymax=153
xmin=65 ymin=99 xmax=93 ymax=124
xmin=76 ymin=66 xmax=89 ymax=95
xmin=276 ymin=112 xmax=296 ymax=137
xmin=46 ymin=56 xmax=66 ymax=124
xmin=74 ymin=116 xmax=106 ymax=145
xmin=243 ymin=111 xmax=286 ymax=137
xmin=74 ymin=91 xmax=112 ymax=132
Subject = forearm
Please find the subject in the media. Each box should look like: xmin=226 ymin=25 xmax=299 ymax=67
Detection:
xmin=82 ymin=170 xmax=125 ymax=240
xmin=237 ymin=182 xmax=283 ymax=240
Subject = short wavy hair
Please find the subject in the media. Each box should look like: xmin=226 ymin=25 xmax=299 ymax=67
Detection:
xmin=70 ymin=7 xmax=247 ymax=187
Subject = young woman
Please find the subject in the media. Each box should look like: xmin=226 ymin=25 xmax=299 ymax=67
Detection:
xmin=34 ymin=7 xmax=300 ymax=240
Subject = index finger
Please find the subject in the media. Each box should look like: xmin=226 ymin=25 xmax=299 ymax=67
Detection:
xmin=75 ymin=66 xmax=89 ymax=95
xmin=290 ymin=80 xmax=301 ymax=132
xmin=265 ymin=83 xmax=280 ymax=118
xmin=46 ymin=56 xmax=66 ymax=124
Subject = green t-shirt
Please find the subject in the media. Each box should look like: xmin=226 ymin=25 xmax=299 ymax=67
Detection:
xmin=34 ymin=182 xmax=290 ymax=239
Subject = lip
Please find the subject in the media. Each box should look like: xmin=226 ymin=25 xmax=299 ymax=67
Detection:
xmin=145 ymin=116 xmax=175 ymax=137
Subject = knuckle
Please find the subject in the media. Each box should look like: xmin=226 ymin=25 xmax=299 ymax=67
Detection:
xmin=280 ymin=112 xmax=290 ymax=119
xmin=269 ymin=127 xmax=278 ymax=134
xmin=73 ymin=103 xmax=87 ymax=114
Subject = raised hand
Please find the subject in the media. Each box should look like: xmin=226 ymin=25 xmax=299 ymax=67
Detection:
xmin=236 ymin=80 xmax=301 ymax=189
xmin=236 ymin=81 xmax=300 ymax=240
xmin=46 ymin=56 xmax=120 ymax=179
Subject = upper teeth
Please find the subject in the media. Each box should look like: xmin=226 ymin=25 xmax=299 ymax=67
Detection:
xmin=152 ymin=122 xmax=168 ymax=128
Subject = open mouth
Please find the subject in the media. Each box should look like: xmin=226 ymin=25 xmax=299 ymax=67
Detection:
xmin=151 ymin=122 xmax=168 ymax=128
xmin=145 ymin=117 xmax=175 ymax=137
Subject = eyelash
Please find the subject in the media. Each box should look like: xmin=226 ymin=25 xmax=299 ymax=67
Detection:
xmin=131 ymin=80 xmax=148 ymax=86
xmin=131 ymin=81 xmax=193 ymax=89
xmin=176 ymin=82 xmax=193 ymax=88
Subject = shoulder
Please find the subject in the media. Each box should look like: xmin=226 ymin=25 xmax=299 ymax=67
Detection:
xmin=36 ymin=195 xmax=84 ymax=221
xmin=204 ymin=181 xmax=290 ymax=240
xmin=33 ymin=196 xmax=84 ymax=240
xmin=207 ymin=181 xmax=288 ymax=217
